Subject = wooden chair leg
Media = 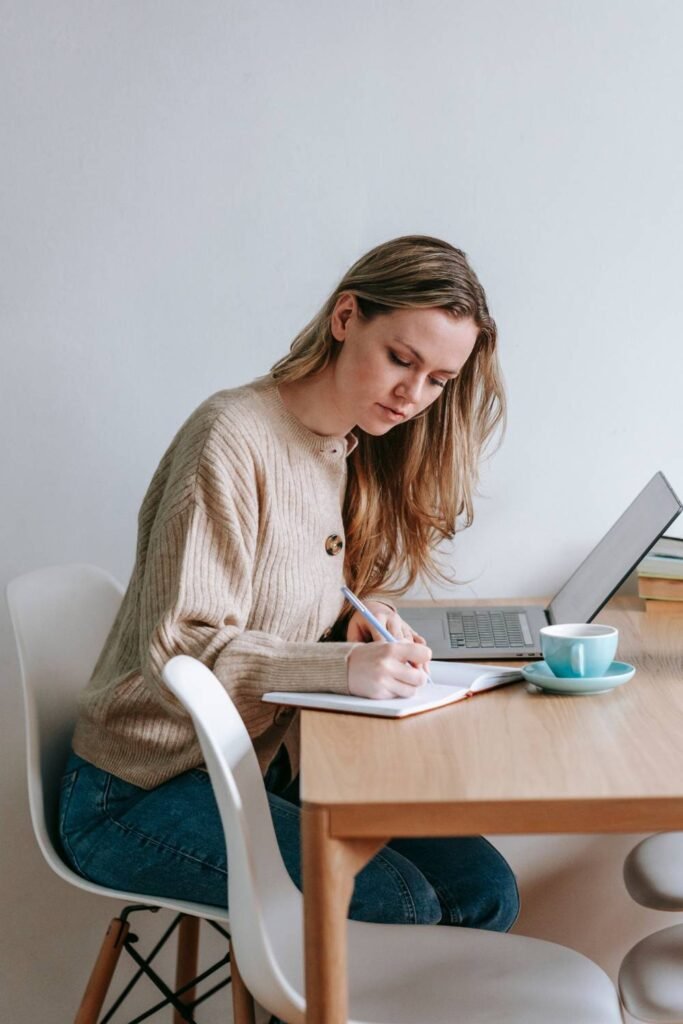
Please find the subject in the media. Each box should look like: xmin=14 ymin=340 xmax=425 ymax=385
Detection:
xmin=230 ymin=943 xmax=256 ymax=1024
xmin=74 ymin=917 xmax=129 ymax=1024
xmin=173 ymin=915 xmax=201 ymax=1024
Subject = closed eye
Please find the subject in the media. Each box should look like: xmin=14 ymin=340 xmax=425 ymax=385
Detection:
xmin=389 ymin=350 xmax=448 ymax=389
xmin=389 ymin=351 xmax=411 ymax=369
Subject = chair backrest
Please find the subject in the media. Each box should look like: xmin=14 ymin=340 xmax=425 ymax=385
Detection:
xmin=162 ymin=655 xmax=306 ymax=1023
xmin=6 ymin=563 xmax=124 ymax=876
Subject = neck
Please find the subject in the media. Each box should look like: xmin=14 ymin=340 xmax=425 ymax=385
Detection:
xmin=277 ymin=368 xmax=354 ymax=437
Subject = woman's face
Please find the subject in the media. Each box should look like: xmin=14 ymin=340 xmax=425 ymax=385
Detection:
xmin=329 ymin=293 xmax=479 ymax=435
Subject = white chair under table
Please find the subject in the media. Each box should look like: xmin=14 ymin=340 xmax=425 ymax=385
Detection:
xmin=619 ymin=832 xmax=683 ymax=1022
xmin=163 ymin=653 xmax=625 ymax=1024
xmin=7 ymin=564 xmax=254 ymax=1024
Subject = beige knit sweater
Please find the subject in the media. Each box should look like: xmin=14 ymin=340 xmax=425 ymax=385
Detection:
xmin=72 ymin=375 xmax=363 ymax=789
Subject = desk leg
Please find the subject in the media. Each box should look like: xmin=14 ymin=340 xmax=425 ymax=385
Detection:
xmin=302 ymin=804 xmax=386 ymax=1024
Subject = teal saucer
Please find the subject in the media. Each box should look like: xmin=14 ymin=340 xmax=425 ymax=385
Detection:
xmin=522 ymin=660 xmax=636 ymax=695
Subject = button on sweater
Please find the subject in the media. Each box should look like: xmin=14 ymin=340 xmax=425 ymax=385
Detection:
xmin=72 ymin=375 xmax=361 ymax=789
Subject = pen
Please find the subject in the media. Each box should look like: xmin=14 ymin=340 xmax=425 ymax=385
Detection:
xmin=341 ymin=586 xmax=396 ymax=641
xmin=340 ymin=585 xmax=432 ymax=684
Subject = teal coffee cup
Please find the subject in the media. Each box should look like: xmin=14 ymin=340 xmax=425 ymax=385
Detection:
xmin=539 ymin=624 xmax=619 ymax=678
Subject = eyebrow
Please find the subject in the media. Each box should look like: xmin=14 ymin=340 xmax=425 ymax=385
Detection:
xmin=393 ymin=338 xmax=459 ymax=376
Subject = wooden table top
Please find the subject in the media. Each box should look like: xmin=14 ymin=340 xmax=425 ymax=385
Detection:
xmin=300 ymin=597 xmax=683 ymax=836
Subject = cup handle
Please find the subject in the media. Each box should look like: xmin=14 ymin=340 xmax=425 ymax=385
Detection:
xmin=570 ymin=644 xmax=585 ymax=677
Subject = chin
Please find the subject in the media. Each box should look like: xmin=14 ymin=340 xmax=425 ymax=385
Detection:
xmin=361 ymin=425 xmax=393 ymax=437
xmin=357 ymin=418 xmax=400 ymax=437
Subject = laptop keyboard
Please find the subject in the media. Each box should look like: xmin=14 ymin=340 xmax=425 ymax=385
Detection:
xmin=447 ymin=610 xmax=533 ymax=649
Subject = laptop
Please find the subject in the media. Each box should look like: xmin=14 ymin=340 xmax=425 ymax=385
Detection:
xmin=401 ymin=471 xmax=682 ymax=661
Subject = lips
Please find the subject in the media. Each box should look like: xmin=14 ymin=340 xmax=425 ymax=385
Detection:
xmin=377 ymin=403 xmax=408 ymax=421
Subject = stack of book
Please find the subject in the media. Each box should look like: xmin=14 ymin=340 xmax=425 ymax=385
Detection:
xmin=637 ymin=536 xmax=683 ymax=613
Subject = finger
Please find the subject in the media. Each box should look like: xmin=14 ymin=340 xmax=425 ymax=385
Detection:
xmin=390 ymin=660 xmax=429 ymax=688
xmin=386 ymin=614 xmax=414 ymax=641
xmin=346 ymin=619 xmax=374 ymax=643
xmin=349 ymin=612 xmax=392 ymax=643
xmin=386 ymin=678 xmax=424 ymax=699
xmin=368 ymin=623 xmax=392 ymax=642
xmin=392 ymin=641 xmax=433 ymax=665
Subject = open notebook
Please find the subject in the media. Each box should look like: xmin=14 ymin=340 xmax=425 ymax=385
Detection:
xmin=262 ymin=660 xmax=523 ymax=719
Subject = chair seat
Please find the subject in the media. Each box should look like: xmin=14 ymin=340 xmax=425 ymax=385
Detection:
xmin=44 ymin=849 xmax=230 ymax=925
xmin=275 ymin=919 xmax=622 ymax=1024
xmin=350 ymin=924 xmax=622 ymax=1024
xmin=619 ymin=923 xmax=683 ymax=1022
xmin=624 ymin=833 xmax=683 ymax=910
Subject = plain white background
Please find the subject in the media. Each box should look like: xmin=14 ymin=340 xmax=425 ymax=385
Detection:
xmin=2 ymin=2 xmax=682 ymax=1020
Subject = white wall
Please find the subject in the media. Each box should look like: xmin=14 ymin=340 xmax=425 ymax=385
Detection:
xmin=2 ymin=2 xmax=682 ymax=1020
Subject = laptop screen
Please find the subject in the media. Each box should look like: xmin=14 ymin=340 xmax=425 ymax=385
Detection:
xmin=548 ymin=471 xmax=682 ymax=625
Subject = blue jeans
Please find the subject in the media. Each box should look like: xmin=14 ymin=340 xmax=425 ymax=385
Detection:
xmin=59 ymin=748 xmax=519 ymax=931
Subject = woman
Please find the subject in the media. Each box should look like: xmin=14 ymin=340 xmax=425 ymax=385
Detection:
xmin=60 ymin=235 xmax=519 ymax=941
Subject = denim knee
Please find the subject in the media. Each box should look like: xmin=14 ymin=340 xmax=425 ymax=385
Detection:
xmin=386 ymin=835 xmax=520 ymax=932
xmin=478 ymin=865 xmax=520 ymax=932
xmin=461 ymin=840 xmax=520 ymax=932
xmin=349 ymin=847 xmax=442 ymax=926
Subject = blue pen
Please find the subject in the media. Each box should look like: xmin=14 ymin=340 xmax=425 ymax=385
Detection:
xmin=341 ymin=586 xmax=395 ymax=641
xmin=340 ymin=586 xmax=432 ymax=684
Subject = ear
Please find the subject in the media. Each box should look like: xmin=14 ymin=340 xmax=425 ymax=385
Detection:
xmin=330 ymin=292 xmax=356 ymax=342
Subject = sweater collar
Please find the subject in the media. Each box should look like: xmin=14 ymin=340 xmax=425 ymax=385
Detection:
xmin=250 ymin=375 xmax=358 ymax=458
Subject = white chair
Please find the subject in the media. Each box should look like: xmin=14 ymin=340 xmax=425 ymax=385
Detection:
xmin=163 ymin=653 xmax=625 ymax=1024
xmin=7 ymin=564 xmax=252 ymax=1024
xmin=624 ymin=833 xmax=683 ymax=911
xmin=619 ymin=924 xmax=683 ymax=1023
xmin=618 ymin=833 xmax=683 ymax=1021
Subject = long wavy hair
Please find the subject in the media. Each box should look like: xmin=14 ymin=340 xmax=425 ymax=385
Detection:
xmin=271 ymin=235 xmax=506 ymax=600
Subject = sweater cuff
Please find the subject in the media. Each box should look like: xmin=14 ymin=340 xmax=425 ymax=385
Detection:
xmin=214 ymin=634 xmax=358 ymax=698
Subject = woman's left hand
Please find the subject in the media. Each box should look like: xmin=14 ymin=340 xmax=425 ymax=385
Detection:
xmin=346 ymin=601 xmax=427 ymax=645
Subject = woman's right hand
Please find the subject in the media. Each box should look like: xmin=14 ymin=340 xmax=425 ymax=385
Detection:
xmin=347 ymin=641 xmax=432 ymax=700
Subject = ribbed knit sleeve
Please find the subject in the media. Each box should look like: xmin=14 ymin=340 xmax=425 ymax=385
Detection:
xmin=73 ymin=379 xmax=361 ymax=788
xmin=141 ymin=472 xmax=353 ymax=737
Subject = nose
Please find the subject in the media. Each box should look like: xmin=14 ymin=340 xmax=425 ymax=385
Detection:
xmin=395 ymin=376 xmax=423 ymax=405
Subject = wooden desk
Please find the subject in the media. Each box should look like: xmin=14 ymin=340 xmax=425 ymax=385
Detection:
xmin=300 ymin=597 xmax=683 ymax=1023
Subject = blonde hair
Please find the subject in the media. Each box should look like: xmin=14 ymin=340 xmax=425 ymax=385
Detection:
xmin=271 ymin=234 xmax=506 ymax=600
